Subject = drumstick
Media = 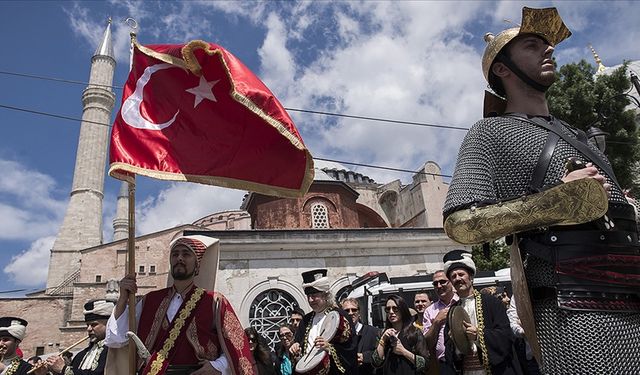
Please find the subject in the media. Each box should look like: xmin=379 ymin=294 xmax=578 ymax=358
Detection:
xmin=302 ymin=328 xmax=326 ymax=362
xmin=26 ymin=336 xmax=89 ymax=374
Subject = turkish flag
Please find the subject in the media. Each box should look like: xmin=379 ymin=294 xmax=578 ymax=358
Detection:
xmin=109 ymin=41 xmax=314 ymax=197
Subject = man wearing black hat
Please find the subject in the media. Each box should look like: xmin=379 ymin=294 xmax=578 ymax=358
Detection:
xmin=0 ymin=317 xmax=33 ymax=375
xmin=44 ymin=299 xmax=114 ymax=375
xmin=443 ymin=6 xmax=640 ymax=373
xmin=440 ymin=251 xmax=520 ymax=375
xmin=289 ymin=269 xmax=356 ymax=375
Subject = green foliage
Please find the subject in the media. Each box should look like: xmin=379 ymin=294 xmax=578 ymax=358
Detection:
xmin=471 ymin=240 xmax=510 ymax=272
xmin=547 ymin=60 xmax=640 ymax=194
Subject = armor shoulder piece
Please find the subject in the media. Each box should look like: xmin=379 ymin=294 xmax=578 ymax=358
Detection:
xmin=445 ymin=178 xmax=608 ymax=244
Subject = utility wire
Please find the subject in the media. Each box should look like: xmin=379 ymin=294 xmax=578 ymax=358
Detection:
xmin=0 ymin=69 xmax=469 ymax=131
xmin=0 ymin=103 xmax=453 ymax=177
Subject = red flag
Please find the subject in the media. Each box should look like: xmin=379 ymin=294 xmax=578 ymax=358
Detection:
xmin=109 ymin=40 xmax=314 ymax=197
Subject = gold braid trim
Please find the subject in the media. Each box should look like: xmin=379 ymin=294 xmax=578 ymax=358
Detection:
xmin=148 ymin=287 xmax=206 ymax=375
xmin=4 ymin=357 xmax=20 ymax=375
xmin=474 ymin=290 xmax=492 ymax=375
xmin=181 ymin=40 xmax=215 ymax=76
xmin=327 ymin=344 xmax=346 ymax=373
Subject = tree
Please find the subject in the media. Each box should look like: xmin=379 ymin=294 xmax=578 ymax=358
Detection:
xmin=471 ymin=240 xmax=510 ymax=272
xmin=546 ymin=60 xmax=640 ymax=194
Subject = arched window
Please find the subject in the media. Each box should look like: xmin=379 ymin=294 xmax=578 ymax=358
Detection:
xmin=311 ymin=203 xmax=329 ymax=228
xmin=249 ymin=289 xmax=300 ymax=350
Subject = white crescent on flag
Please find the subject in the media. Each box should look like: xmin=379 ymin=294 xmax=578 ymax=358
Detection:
xmin=121 ymin=63 xmax=180 ymax=131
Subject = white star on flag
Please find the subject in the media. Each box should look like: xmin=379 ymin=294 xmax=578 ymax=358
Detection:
xmin=186 ymin=76 xmax=220 ymax=108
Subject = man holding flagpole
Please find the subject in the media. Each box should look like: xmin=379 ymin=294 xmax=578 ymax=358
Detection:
xmin=104 ymin=235 xmax=256 ymax=375
xmin=106 ymin=32 xmax=313 ymax=375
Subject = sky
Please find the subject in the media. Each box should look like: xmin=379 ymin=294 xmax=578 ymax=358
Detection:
xmin=0 ymin=0 xmax=638 ymax=295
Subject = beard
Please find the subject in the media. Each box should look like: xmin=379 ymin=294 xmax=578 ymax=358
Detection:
xmin=172 ymin=264 xmax=196 ymax=280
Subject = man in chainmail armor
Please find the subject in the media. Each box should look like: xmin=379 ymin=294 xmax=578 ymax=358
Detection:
xmin=443 ymin=6 xmax=640 ymax=374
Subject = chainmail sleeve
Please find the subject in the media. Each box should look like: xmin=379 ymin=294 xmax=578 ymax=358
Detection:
xmin=443 ymin=119 xmax=499 ymax=218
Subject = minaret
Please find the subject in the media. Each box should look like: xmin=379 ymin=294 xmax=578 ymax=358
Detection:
xmin=46 ymin=19 xmax=116 ymax=293
xmin=112 ymin=181 xmax=129 ymax=241
xmin=589 ymin=44 xmax=607 ymax=74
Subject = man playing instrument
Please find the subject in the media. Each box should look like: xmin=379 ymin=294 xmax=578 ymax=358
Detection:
xmin=440 ymin=251 xmax=519 ymax=375
xmin=104 ymin=235 xmax=256 ymax=375
xmin=289 ymin=269 xmax=356 ymax=375
xmin=0 ymin=317 xmax=33 ymax=375
xmin=443 ymin=6 xmax=640 ymax=373
xmin=44 ymin=300 xmax=114 ymax=375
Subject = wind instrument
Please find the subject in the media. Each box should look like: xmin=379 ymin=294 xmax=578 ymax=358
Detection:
xmin=26 ymin=336 xmax=90 ymax=374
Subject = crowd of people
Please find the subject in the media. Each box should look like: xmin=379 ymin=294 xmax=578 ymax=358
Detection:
xmin=3 ymin=5 xmax=639 ymax=375
xmin=1 ymin=244 xmax=534 ymax=375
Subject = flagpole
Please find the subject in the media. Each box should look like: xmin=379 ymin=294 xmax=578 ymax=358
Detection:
xmin=127 ymin=179 xmax=137 ymax=375
xmin=124 ymin=18 xmax=139 ymax=375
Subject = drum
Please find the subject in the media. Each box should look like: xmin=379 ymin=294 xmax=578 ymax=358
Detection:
xmin=448 ymin=305 xmax=473 ymax=355
xmin=295 ymin=348 xmax=330 ymax=375
xmin=295 ymin=311 xmax=343 ymax=374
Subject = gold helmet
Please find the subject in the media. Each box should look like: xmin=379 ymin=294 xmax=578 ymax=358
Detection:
xmin=481 ymin=7 xmax=572 ymax=83
xmin=481 ymin=7 xmax=571 ymax=117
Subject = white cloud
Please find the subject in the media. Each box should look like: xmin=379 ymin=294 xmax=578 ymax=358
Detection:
xmin=254 ymin=2 xmax=484 ymax=182
xmin=136 ymin=183 xmax=245 ymax=235
xmin=3 ymin=236 xmax=55 ymax=286
xmin=0 ymin=159 xmax=66 ymax=240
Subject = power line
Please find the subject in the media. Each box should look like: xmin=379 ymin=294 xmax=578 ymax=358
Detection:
xmin=0 ymin=103 xmax=452 ymax=177
xmin=0 ymin=70 xmax=121 ymax=90
xmin=315 ymin=157 xmax=452 ymax=178
xmin=0 ymin=69 xmax=469 ymax=131
xmin=285 ymin=108 xmax=469 ymax=131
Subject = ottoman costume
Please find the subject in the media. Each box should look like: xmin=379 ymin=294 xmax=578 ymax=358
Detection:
xmin=443 ymin=7 xmax=640 ymax=374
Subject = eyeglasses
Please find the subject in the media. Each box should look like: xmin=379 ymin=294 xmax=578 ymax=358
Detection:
xmin=432 ymin=280 xmax=448 ymax=287
xmin=278 ymin=332 xmax=293 ymax=339
xmin=344 ymin=308 xmax=359 ymax=313
xmin=384 ymin=306 xmax=399 ymax=313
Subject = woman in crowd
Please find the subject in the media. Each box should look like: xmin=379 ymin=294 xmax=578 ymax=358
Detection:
xmin=274 ymin=324 xmax=295 ymax=375
xmin=373 ymin=295 xmax=429 ymax=374
xmin=245 ymin=327 xmax=276 ymax=375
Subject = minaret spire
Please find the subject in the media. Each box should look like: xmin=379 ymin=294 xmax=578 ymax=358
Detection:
xmin=589 ymin=44 xmax=607 ymax=74
xmin=94 ymin=17 xmax=115 ymax=60
xmin=112 ymin=181 xmax=129 ymax=241
xmin=46 ymin=18 xmax=116 ymax=294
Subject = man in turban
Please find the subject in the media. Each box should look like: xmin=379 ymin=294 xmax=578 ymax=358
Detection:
xmin=289 ymin=269 xmax=356 ymax=375
xmin=45 ymin=299 xmax=115 ymax=375
xmin=440 ymin=251 xmax=519 ymax=375
xmin=0 ymin=317 xmax=33 ymax=375
xmin=105 ymin=235 xmax=256 ymax=375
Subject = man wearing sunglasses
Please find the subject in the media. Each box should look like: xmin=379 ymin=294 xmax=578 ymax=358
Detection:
xmin=340 ymin=298 xmax=379 ymax=375
xmin=423 ymin=270 xmax=458 ymax=373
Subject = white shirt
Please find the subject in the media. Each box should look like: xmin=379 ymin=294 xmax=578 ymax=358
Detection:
xmin=105 ymin=293 xmax=230 ymax=375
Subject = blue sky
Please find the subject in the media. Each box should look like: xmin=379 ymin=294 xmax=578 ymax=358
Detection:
xmin=1 ymin=1 xmax=638 ymax=295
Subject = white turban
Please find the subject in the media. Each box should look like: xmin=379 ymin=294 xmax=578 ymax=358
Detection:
xmin=302 ymin=277 xmax=330 ymax=293
xmin=0 ymin=320 xmax=26 ymax=341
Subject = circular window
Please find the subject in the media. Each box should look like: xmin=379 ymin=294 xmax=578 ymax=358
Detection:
xmin=249 ymin=289 xmax=300 ymax=350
